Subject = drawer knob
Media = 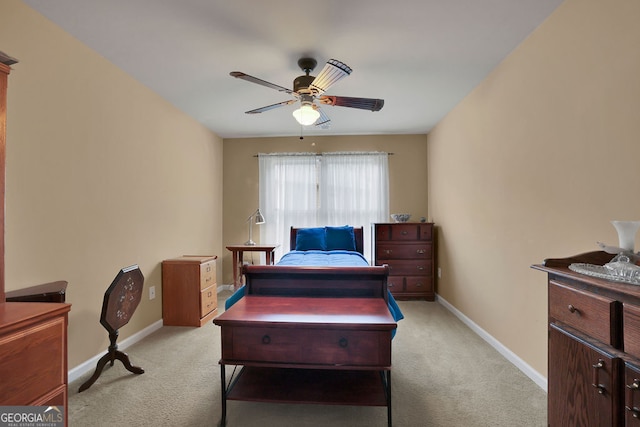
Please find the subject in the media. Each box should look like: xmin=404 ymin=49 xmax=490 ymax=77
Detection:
xmin=401 ymin=231 xmax=408 ymax=235
xmin=385 ymin=249 xmax=393 ymax=255
xmin=417 ymin=266 xmax=425 ymax=271
xmin=416 ymin=249 xmax=426 ymax=254
xmin=339 ymin=337 xmax=348 ymax=348
xmin=567 ymin=304 xmax=579 ymax=314
xmin=262 ymin=335 xmax=271 ymax=344
xmin=592 ymin=359 xmax=606 ymax=394
xmin=626 ymin=379 xmax=640 ymax=417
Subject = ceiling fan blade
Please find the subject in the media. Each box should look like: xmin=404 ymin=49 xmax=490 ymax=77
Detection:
xmin=246 ymin=99 xmax=296 ymax=114
xmin=318 ymin=95 xmax=384 ymax=112
xmin=314 ymin=107 xmax=331 ymax=129
xmin=230 ymin=71 xmax=294 ymax=95
xmin=309 ymin=59 xmax=352 ymax=94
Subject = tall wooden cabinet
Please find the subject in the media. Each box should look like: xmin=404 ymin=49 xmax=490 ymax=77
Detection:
xmin=162 ymin=255 xmax=217 ymax=326
xmin=0 ymin=52 xmax=71 ymax=425
xmin=534 ymin=251 xmax=640 ymax=426
xmin=372 ymin=222 xmax=435 ymax=301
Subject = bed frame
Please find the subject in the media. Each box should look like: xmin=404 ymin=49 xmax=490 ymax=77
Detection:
xmin=243 ymin=226 xmax=389 ymax=302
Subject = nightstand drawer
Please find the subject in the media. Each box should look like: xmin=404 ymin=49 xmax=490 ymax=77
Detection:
xmin=376 ymin=243 xmax=431 ymax=260
xmin=549 ymin=280 xmax=617 ymax=345
xmin=225 ymin=326 xmax=390 ymax=366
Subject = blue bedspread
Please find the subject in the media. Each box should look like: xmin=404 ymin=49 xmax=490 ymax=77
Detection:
xmin=278 ymin=250 xmax=371 ymax=266
xmin=224 ymin=250 xmax=404 ymax=335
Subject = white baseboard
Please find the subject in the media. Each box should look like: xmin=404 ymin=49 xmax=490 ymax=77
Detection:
xmin=217 ymin=284 xmax=234 ymax=292
xmin=68 ymin=319 xmax=164 ymax=384
xmin=436 ymin=294 xmax=548 ymax=392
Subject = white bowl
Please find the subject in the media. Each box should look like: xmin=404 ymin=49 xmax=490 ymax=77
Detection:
xmin=391 ymin=213 xmax=411 ymax=223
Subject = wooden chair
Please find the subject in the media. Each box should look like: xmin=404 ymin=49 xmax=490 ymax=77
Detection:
xmin=79 ymin=265 xmax=145 ymax=392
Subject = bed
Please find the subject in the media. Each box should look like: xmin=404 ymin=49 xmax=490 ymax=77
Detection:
xmin=225 ymin=226 xmax=404 ymax=327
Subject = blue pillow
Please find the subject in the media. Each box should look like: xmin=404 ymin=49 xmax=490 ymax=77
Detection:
xmin=295 ymin=227 xmax=327 ymax=251
xmin=325 ymin=226 xmax=356 ymax=251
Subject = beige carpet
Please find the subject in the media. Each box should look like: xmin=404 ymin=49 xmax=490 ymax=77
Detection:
xmin=68 ymin=291 xmax=547 ymax=426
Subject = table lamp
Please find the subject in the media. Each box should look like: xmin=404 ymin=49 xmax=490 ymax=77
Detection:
xmin=245 ymin=208 xmax=265 ymax=245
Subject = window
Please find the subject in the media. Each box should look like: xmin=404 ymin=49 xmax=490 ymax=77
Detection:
xmin=259 ymin=152 xmax=389 ymax=261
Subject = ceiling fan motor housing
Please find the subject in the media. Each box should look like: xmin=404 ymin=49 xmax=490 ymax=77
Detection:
xmin=294 ymin=74 xmax=315 ymax=93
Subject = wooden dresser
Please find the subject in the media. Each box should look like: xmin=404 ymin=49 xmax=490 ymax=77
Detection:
xmin=372 ymin=222 xmax=435 ymax=300
xmin=162 ymin=255 xmax=217 ymax=326
xmin=533 ymin=251 xmax=640 ymax=426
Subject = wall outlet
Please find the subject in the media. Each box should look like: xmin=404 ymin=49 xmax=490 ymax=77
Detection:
xmin=149 ymin=285 xmax=156 ymax=300
xmin=437 ymin=268 xmax=442 ymax=279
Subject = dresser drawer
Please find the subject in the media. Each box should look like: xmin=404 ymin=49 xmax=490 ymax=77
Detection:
xmin=0 ymin=316 xmax=65 ymax=405
xmin=224 ymin=326 xmax=390 ymax=366
xmin=549 ymin=281 xmax=617 ymax=345
xmin=386 ymin=259 xmax=431 ymax=277
xmin=376 ymin=243 xmax=431 ymax=260
xmin=200 ymin=285 xmax=217 ymax=317
xmin=405 ymin=276 xmax=433 ymax=294
xmin=624 ymin=303 xmax=640 ymax=358
xmin=387 ymin=276 xmax=404 ymax=292
xmin=200 ymin=261 xmax=216 ymax=290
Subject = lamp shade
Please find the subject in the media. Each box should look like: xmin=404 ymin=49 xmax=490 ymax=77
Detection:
xmin=292 ymin=104 xmax=320 ymax=126
xmin=254 ymin=209 xmax=265 ymax=224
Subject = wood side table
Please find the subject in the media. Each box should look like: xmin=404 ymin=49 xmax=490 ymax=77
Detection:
xmin=226 ymin=244 xmax=279 ymax=290
xmin=214 ymin=296 xmax=396 ymax=426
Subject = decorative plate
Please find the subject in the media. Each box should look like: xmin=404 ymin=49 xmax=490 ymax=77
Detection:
xmin=569 ymin=263 xmax=640 ymax=286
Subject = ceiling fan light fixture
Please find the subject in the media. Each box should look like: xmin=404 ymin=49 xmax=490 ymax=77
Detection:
xmin=292 ymin=104 xmax=320 ymax=126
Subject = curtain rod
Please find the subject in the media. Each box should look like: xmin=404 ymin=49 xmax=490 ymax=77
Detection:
xmin=253 ymin=152 xmax=394 ymax=157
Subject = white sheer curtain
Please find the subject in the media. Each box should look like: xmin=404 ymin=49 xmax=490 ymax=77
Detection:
xmin=259 ymin=153 xmax=317 ymax=260
xmin=319 ymin=152 xmax=389 ymax=261
xmin=259 ymin=151 xmax=389 ymax=262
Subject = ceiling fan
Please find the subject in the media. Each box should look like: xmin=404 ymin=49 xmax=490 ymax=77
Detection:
xmin=230 ymin=58 xmax=384 ymax=128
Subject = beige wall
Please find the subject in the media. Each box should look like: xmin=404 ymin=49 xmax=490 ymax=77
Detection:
xmin=222 ymin=134 xmax=428 ymax=285
xmin=428 ymin=0 xmax=640 ymax=379
xmin=1 ymin=0 xmax=224 ymax=368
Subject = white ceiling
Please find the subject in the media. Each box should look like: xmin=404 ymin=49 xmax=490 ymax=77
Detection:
xmin=24 ymin=0 xmax=563 ymax=139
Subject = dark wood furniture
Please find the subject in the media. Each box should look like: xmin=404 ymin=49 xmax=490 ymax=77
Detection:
xmin=243 ymin=264 xmax=390 ymax=300
xmin=162 ymin=255 xmax=217 ymax=326
xmin=289 ymin=226 xmax=365 ymax=254
xmin=533 ymin=251 xmax=640 ymax=426
xmin=0 ymin=53 xmax=71 ymax=425
xmin=372 ymin=222 xmax=435 ymax=300
xmin=226 ymin=244 xmax=278 ymax=289
xmin=214 ymin=295 xmax=396 ymax=427
xmin=242 ymin=227 xmax=390 ymax=296
xmin=78 ymin=266 xmax=145 ymax=392
xmin=6 ymin=280 xmax=67 ymax=303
